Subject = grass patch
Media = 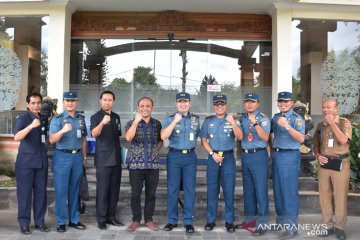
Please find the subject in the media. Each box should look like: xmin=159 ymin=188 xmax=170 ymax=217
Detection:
xmin=0 ymin=166 xmax=16 ymax=187
xmin=0 ymin=167 xmax=15 ymax=178
xmin=0 ymin=179 xmax=16 ymax=187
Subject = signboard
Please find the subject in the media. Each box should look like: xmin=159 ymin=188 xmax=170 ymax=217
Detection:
xmin=207 ymin=85 xmax=221 ymax=92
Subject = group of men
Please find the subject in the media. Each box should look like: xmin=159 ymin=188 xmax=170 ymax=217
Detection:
xmin=13 ymin=90 xmax=352 ymax=240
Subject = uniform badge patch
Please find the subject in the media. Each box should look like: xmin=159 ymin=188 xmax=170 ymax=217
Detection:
xmin=296 ymin=119 xmax=302 ymax=126
xmin=261 ymin=120 xmax=267 ymax=126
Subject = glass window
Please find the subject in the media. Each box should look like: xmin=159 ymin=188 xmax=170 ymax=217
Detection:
xmin=0 ymin=16 xmax=48 ymax=134
xmin=70 ymin=38 xmax=272 ymax=157
xmin=292 ymin=19 xmax=360 ymax=115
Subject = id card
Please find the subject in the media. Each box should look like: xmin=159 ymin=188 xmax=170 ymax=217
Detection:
xmin=41 ymin=134 xmax=46 ymax=143
xmin=189 ymin=132 xmax=194 ymax=141
xmin=77 ymin=129 xmax=82 ymax=138
xmin=328 ymin=138 xmax=334 ymax=148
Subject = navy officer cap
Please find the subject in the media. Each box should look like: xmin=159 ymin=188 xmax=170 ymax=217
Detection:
xmin=63 ymin=91 xmax=78 ymax=100
xmin=244 ymin=93 xmax=259 ymax=102
xmin=277 ymin=91 xmax=293 ymax=101
xmin=213 ymin=94 xmax=227 ymax=104
xmin=176 ymin=92 xmax=190 ymax=101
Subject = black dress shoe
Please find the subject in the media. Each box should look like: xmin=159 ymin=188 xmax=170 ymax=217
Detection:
xmin=68 ymin=222 xmax=86 ymax=230
xmin=252 ymin=228 xmax=267 ymax=236
xmin=106 ymin=219 xmax=124 ymax=226
xmin=235 ymin=220 xmax=255 ymax=229
xmin=185 ymin=224 xmax=195 ymax=233
xmin=20 ymin=226 xmax=30 ymax=234
xmin=335 ymin=228 xmax=347 ymax=240
xmin=318 ymin=228 xmax=334 ymax=237
xmin=35 ymin=224 xmax=50 ymax=232
xmin=225 ymin=222 xmax=236 ymax=233
xmin=164 ymin=223 xmax=177 ymax=231
xmin=205 ymin=222 xmax=216 ymax=231
xmin=57 ymin=224 xmax=66 ymax=232
xmin=280 ymin=231 xmax=298 ymax=239
xmin=98 ymin=222 xmax=107 ymax=230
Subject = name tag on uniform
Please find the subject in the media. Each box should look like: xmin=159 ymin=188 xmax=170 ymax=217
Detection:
xmin=189 ymin=132 xmax=194 ymax=141
xmin=41 ymin=134 xmax=46 ymax=143
xmin=328 ymin=138 xmax=334 ymax=148
xmin=77 ymin=129 xmax=82 ymax=138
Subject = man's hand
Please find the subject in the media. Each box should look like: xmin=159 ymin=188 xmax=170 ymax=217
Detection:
xmin=316 ymin=154 xmax=328 ymax=165
xmin=173 ymin=113 xmax=182 ymax=124
xmin=133 ymin=112 xmax=142 ymax=124
xmin=102 ymin=115 xmax=111 ymax=125
xmin=212 ymin=153 xmax=224 ymax=164
xmin=324 ymin=114 xmax=335 ymax=126
xmin=61 ymin=123 xmax=72 ymax=133
xmin=248 ymin=114 xmax=257 ymax=125
xmin=29 ymin=118 xmax=41 ymax=129
xmin=277 ymin=116 xmax=289 ymax=128
xmin=226 ymin=114 xmax=236 ymax=125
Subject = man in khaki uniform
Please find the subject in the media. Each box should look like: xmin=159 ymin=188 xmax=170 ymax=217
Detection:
xmin=313 ymin=99 xmax=352 ymax=240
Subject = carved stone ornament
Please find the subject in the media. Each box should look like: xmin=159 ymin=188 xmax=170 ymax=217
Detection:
xmin=137 ymin=11 xmax=205 ymax=32
xmin=0 ymin=46 xmax=22 ymax=111
xmin=320 ymin=53 xmax=360 ymax=115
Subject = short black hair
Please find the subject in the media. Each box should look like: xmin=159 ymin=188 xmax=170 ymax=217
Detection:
xmin=26 ymin=92 xmax=42 ymax=103
xmin=100 ymin=90 xmax=115 ymax=100
xmin=137 ymin=97 xmax=153 ymax=106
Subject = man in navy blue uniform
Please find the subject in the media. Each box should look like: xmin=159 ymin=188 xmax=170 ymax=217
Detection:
xmin=200 ymin=94 xmax=242 ymax=233
xmin=49 ymin=91 xmax=87 ymax=232
xmin=161 ymin=92 xmax=200 ymax=233
xmin=14 ymin=93 xmax=49 ymax=234
xmin=90 ymin=91 xmax=123 ymax=230
xmin=236 ymin=93 xmax=270 ymax=236
xmin=271 ymin=91 xmax=305 ymax=239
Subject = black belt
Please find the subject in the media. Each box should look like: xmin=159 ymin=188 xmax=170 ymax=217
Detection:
xmin=273 ymin=148 xmax=299 ymax=152
xmin=213 ymin=150 xmax=233 ymax=154
xmin=242 ymin=148 xmax=266 ymax=154
xmin=325 ymin=154 xmax=349 ymax=160
xmin=57 ymin=149 xmax=81 ymax=154
xmin=169 ymin=147 xmax=195 ymax=154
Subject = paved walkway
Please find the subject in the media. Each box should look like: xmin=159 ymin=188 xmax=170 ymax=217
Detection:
xmin=0 ymin=209 xmax=359 ymax=239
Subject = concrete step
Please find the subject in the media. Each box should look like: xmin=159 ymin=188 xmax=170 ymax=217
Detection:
xmin=47 ymin=192 xmax=323 ymax=220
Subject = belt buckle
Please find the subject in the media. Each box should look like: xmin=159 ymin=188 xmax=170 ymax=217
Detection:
xmin=244 ymin=149 xmax=248 ymax=154
xmin=218 ymin=151 xmax=223 ymax=157
xmin=71 ymin=149 xmax=77 ymax=154
xmin=182 ymin=150 xmax=188 ymax=154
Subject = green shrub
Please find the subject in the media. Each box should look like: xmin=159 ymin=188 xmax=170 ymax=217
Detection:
xmin=349 ymin=121 xmax=360 ymax=192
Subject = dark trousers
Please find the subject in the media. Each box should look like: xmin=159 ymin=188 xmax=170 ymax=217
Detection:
xmin=129 ymin=169 xmax=159 ymax=223
xmin=96 ymin=165 xmax=122 ymax=223
xmin=16 ymin=167 xmax=48 ymax=228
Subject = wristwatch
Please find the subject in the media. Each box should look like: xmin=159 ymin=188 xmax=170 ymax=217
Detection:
xmin=285 ymin=125 xmax=291 ymax=131
xmin=209 ymin=151 xmax=214 ymax=156
xmin=253 ymin=122 xmax=259 ymax=126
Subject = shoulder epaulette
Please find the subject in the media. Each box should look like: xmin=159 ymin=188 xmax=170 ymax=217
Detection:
xmin=205 ymin=115 xmax=215 ymax=119
xmin=260 ymin=112 xmax=266 ymax=117
xmin=339 ymin=117 xmax=350 ymax=123
xmin=293 ymin=111 xmax=300 ymax=116
xmin=191 ymin=113 xmax=199 ymax=118
xmin=54 ymin=113 xmax=63 ymax=118
xmin=167 ymin=112 xmax=175 ymax=117
xmin=237 ymin=113 xmax=246 ymax=119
